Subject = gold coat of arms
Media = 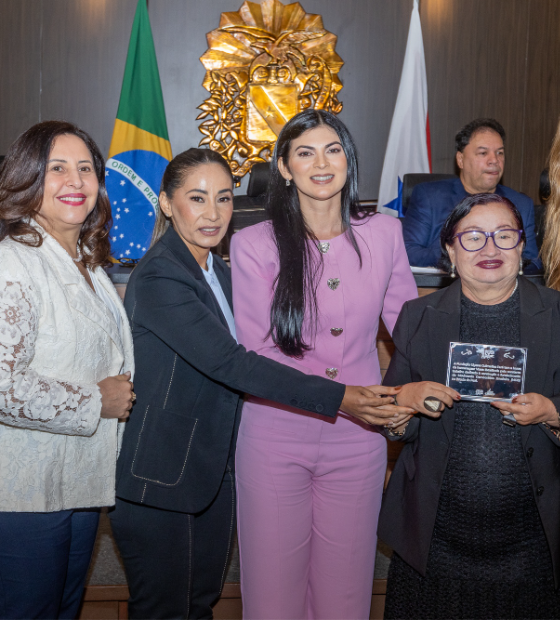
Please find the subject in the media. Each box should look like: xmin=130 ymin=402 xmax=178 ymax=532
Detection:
xmin=197 ymin=0 xmax=344 ymax=177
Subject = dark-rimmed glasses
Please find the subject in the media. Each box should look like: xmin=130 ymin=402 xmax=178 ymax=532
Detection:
xmin=453 ymin=229 xmax=523 ymax=252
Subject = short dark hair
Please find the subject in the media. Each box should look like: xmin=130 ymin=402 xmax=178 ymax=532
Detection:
xmin=0 ymin=120 xmax=112 ymax=268
xmin=151 ymin=148 xmax=233 ymax=246
xmin=455 ymin=118 xmax=506 ymax=153
xmin=440 ymin=193 xmax=525 ymax=270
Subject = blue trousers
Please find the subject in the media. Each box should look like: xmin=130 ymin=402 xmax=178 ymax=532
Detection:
xmin=0 ymin=509 xmax=100 ymax=619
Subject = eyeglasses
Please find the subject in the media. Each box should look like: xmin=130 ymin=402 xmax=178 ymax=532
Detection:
xmin=453 ymin=229 xmax=523 ymax=252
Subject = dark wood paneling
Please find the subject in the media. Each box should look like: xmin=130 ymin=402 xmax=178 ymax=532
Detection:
xmin=422 ymin=0 xmax=529 ymax=193
xmin=40 ymin=0 xmax=136 ymax=156
xmin=148 ymin=0 xmax=412 ymax=199
xmin=148 ymin=0 xmax=238 ymax=160
xmin=521 ymin=0 xmax=560 ymax=201
xmin=0 ymin=0 xmax=41 ymax=154
xmin=1 ymin=0 xmax=560 ymax=201
xmin=300 ymin=0 xmax=411 ymax=200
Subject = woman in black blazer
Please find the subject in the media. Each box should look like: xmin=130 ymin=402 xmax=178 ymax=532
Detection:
xmin=378 ymin=194 xmax=560 ymax=620
xmin=110 ymin=149 xmax=408 ymax=620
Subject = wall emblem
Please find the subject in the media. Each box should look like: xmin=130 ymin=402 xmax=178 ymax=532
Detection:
xmin=197 ymin=0 xmax=344 ymax=177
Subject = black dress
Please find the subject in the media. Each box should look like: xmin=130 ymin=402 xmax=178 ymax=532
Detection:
xmin=384 ymin=289 xmax=560 ymax=620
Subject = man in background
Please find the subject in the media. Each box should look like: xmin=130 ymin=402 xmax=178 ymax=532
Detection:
xmin=402 ymin=118 xmax=541 ymax=271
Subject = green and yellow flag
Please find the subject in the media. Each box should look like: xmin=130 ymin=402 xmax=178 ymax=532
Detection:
xmin=106 ymin=0 xmax=171 ymax=259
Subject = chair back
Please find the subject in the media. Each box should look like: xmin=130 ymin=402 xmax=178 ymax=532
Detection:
xmin=402 ymin=173 xmax=456 ymax=213
xmin=247 ymin=162 xmax=271 ymax=198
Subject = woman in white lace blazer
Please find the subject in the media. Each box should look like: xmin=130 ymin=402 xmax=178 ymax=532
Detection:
xmin=0 ymin=121 xmax=134 ymax=620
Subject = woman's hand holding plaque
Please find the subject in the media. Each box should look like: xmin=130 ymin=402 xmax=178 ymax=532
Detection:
xmin=491 ymin=393 xmax=560 ymax=427
xmin=395 ymin=382 xmax=461 ymax=417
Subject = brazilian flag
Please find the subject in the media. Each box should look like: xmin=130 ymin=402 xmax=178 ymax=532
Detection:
xmin=106 ymin=0 xmax=172 ymax=260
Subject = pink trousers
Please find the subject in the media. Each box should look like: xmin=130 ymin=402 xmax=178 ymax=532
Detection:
xmin=236 ymin=409 xmax=387 ymax=620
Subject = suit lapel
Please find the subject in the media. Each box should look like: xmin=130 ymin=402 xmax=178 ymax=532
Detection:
xmin=36 ymin=228 xmax=125 ymax=353
xmin=427 ymin=280 xmax=462 ymax=441
xmin=519 ymin=277 xmax=550 ymax=397
xmin=66 ymin=281 xmax=124 ymax=351
xmin=213 ymin=257 xmax=233 ymax=311
xmin=451 ymin=177 xmax=468 ymax=206
xmin=161 ymin=228 xmax=230 ymax=330
xmin=91 ymin=267 xmax=135 ymax=375
xmin=202 ymin=275 xmax=231 ymax=331
xmin=517 ymin=277 xmax=550 ymax=447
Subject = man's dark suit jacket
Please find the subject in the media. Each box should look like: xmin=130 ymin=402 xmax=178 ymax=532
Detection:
xmin=379 ymin=277 xmax=560 ymax=586
xmin=402 ymin=177 xmax=541 ymax=271
xmin=115 ymin=227 xmax=345 ymax=515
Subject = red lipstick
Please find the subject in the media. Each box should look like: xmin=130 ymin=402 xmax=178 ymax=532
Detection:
xmin=57 ymin=193 xmax=87 ymax=206
xmin=476 ymin=260 xmax=503 ymax=269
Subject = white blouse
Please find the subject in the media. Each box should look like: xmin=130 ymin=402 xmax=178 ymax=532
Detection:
xmin=0 ymin=228 xmax=134 ymax=512
xmin=90 ymin=268 xmax=122 ymax=339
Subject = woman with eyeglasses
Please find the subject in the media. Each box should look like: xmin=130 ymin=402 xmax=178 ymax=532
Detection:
xmin=379 ymin=193 xmax=560 ymax=620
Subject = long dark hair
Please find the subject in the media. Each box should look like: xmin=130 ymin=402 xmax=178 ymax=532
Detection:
xmin=440 ymin=193 xmax=525 ymax=271
xmin=151 ymin=148 xmax=232 ymax=246
xmin=0 ymin=120 xmax=112 ymax=268
xmin=268 ymin=109 xmax=371 ymax=358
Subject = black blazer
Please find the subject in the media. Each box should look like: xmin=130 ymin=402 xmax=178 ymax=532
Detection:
xmin=378 ymin=277 xmax=560 ymax=587
xmin=116 ymin=227 xmax=345 ymax=514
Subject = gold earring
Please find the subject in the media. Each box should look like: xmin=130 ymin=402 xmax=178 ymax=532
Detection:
xmin=519 ymin=258 xmax=523 ymax=275
xmin=450 ymin=264 xmax=456 ymax=278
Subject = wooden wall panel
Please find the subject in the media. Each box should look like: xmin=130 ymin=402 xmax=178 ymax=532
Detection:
xmin=40 ymin=0 xmax=136 ymax=156
xmin=0 ymin=0 xmax=41 ymax=153
xmin=1 ymin=0 xmax=560 ymax=202
xmin=301 ymin=0 xmax=411 ymax=200
xmin=148 ymin=0 xmax=412 ymax=199
xmin=421 ymin=0 xmax=530 ymax=193
xmin=521 ymin=0 xmax=560 ymax=201
xmin=148 ymin=0 xmax=239 ymax=164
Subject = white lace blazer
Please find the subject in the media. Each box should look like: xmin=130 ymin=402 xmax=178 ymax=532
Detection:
xmin=0 ymin=228 xmax=134 ymax=512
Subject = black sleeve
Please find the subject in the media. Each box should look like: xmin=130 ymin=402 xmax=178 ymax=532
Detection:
xmin=133 ymin=257 xmax=345 ymax=418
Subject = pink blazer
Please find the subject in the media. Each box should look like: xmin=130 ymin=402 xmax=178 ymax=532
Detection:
xmin=230 ymin=214 xmax=418 ymax=418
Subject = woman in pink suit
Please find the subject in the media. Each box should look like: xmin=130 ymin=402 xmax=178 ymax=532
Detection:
xmin=230 ymin=110 xmax=417 ymax=620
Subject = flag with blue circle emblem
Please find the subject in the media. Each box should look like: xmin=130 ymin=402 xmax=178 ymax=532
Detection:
xmin=106 ymin=0 xmax=171 ymax=260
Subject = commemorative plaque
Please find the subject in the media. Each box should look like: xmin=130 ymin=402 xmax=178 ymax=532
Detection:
xmin=446 ymin=342 xmax=527 ymax=403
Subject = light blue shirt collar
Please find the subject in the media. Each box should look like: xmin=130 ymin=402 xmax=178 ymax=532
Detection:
xmin=201 ymin=252 xmax=237 ymax=342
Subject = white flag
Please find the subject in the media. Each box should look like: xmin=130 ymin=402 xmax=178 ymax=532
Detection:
xmin=378 ymin=0 xmax=431 ymax=217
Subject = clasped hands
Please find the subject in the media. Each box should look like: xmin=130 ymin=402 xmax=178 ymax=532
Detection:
xmin=341 ymin=382 xmax=560 ymax=430
xmin=340 ymin=382 xmax=461 ymax=429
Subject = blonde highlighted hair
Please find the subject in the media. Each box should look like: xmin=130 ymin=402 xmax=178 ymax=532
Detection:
xmin=541 ymin=119 xmax=560 ymax=290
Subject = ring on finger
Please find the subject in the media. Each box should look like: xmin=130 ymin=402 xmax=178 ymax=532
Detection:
xmin=131 ymin=391 xmax=136 ymax=402
xmin=424 ymin=396 xmax=442 ymax=412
